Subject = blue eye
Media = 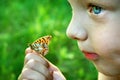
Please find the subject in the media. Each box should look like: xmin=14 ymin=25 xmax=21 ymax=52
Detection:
xmin=93 ymin=6 xmax=102 ymax=14
xmin=89 ymin=5 xmax=102 ymax=15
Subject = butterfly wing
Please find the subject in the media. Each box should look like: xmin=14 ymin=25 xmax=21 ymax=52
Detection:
xmin=29 ymin=35 xmax=52 ymax=56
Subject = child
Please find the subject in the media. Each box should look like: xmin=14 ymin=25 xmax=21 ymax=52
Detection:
xmin=18 ymin=0 xmax=120 ymax=80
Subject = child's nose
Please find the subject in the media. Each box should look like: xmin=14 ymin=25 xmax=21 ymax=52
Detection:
xmin=66 ymin=20 xmax=88 ymax=41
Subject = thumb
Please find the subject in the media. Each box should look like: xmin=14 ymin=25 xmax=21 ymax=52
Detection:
xmin=53 ymin=71 xmax=66 ymax=80
xmin=48 ymin=62 xmax=66 ymax=80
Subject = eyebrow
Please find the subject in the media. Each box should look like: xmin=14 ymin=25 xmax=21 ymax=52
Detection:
xmin=84 ymin=0 xmax=119 ymax=10
xmin=86 ymin=0 xmax=119 ymax=5
xmin=68 ymin=0 xmax=120 ymax=10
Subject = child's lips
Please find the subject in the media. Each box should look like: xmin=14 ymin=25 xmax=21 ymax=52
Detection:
xmin=82 ymin=50 xmax=99 ymax=60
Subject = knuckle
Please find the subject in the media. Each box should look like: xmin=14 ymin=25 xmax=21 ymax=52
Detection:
xmin=20 ymin=68 xmax=48 ymax=80
xmin=26 ymin=54 xmax=48 ymax=67
xmin=26 ymin=59 xmax=36 ymax=68
xmin=25 ymin=53 xmax=34 ymax=60
xmin=20 ymin=68 xmax=29 ymax=78
xmin=22 ymin=68 xmax=30 ymax=74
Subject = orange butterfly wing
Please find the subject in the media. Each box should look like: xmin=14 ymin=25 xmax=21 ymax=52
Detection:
xmin=29 ymin=35 xmax=52 ymax=56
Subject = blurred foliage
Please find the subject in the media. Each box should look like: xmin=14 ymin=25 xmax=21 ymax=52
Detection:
xmin=0 ymin=0 xmax=98 ymax=80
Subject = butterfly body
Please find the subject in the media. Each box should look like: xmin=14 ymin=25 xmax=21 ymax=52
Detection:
xmin=29 ymin=35 xmax=52 ymax=56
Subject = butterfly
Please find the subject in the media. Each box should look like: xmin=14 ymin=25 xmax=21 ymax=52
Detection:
xmin=29 ymin=35 xmax=52 ymax=56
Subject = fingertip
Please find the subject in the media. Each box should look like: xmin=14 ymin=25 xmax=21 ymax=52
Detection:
xmin=53 ymin=71 xmax=66 ymax=80
xmin=25 ymin=47 xmax=32 ymax=53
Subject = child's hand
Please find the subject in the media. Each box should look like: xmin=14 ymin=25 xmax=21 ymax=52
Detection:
xmin=18 ymin=48 xmax=66 ymax=80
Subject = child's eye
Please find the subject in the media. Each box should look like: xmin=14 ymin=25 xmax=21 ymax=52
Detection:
xmin=88 ymin=5 xmax=103 ymax=15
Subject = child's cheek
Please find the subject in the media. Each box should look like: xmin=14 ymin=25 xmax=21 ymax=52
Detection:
xmin=93 ymin=32 xmax=120 ymax=57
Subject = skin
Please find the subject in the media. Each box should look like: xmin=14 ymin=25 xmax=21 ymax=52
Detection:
xmin=66 ymin=0 xmax=120 ymax=79
xmin=18 ymin=48 xmax=66 ymax=80
xmin=18 ymin=0 xmax=120 ymax=80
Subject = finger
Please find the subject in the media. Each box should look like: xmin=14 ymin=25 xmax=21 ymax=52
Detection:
xmin=48 ymin=61 xmax=59 ymax=72
xmin=25 ymin=47 xmax=38 ymax=55
xmin=25 ymin=59 xmax=52 ymax=79
xmin=25 ymin=47 xmax=33 ymax=54
xmin=47 ymin=62 xmax=66 ymax=80
xmin=24 ymin=53 xmax=48 ymax=67
xmin=53 ymin=71 xmax=66 ymax=80
xmin=18 ymin=68 xmax=46 ymax=80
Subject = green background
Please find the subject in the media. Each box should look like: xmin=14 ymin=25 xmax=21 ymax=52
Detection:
xmin=0 ymin=0 xmax=97 ymax=80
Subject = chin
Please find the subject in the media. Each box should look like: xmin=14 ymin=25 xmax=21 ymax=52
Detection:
xmin=100 ymin=71 xmax=120 ymax=77
xmin=95 ymin=65 xmax=120 ymax=77
xmin=92 ymin=58 xmax=120 ymax=77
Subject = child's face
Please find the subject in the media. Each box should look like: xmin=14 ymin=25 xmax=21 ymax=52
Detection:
xmin=66 ymin=0 xmax=120 ymax=76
